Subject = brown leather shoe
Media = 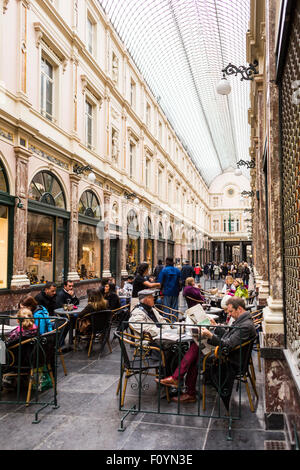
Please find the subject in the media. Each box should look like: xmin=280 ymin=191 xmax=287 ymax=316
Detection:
xmin=171 ymin=393 xmax=197 ymax=403
xmin=155 ymin=376 xmax=178 ymax=388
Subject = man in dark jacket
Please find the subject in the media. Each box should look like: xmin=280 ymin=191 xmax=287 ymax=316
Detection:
xmin=35 ymin=282 xmax=57 ymax=315
xmin=55 ymin=280 xmax=80 ymax=309
xmin=153 ymin=260 xmax=164 ymax=280
xmin=180 ymin=260 xmax=195 ymax=285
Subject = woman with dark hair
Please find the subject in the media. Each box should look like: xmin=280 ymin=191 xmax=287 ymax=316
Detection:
xmin=19 ymin=295 xmax=53 ymax=335
xmin=103 ymin=282 xmax=121 ymax=310
xmin=131 ymin=262 xmax=160 ymax=311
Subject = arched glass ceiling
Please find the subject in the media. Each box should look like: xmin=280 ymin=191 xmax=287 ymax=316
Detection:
xmin=98 ymin=0 xmax=251 ymax=185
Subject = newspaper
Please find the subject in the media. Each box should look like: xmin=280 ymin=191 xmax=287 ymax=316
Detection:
xmin=184 ymin=304 xmax=215 ymax=355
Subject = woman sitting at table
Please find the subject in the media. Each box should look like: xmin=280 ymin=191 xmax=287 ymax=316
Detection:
xmin=183 ymin=277 xmax=206 ymax=309
xmin=6 ymin=308 xmax=38 ymax=346
xmin=103 ymin=282 xmax=121 ymax=311
xmin=76 ymin=288 xmax=108 ymax=335
xmin=18 ymin=295 xmax=53 ymax=335
xmin=221 ymin=275 xmax=236 ymax=296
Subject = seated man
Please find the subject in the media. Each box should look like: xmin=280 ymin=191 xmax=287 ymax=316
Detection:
xmin=35 ymin=282 xmax=57 ymax=316
xmin=129 ymin=289 xmax=174 ymax=376
xmin=129 ymin=289 xmax=168 ymax=340
xmin=156 ymin=297 xmax=257 ymax=404
xmin=55 ymin=280 xmax=79 ymax=309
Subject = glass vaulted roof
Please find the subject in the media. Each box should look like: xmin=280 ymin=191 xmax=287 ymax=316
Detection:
xmin=98 ymin=0 xmax=251 ymax=186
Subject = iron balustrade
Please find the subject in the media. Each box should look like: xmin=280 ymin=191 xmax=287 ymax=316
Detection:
xmin=0 ymin=315 xmax=67 ymax=423
xmin=117 ymin=320 xmax=256 ymax=441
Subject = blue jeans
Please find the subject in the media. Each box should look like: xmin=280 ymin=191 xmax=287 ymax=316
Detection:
xmin=163 ymin=296 xmax=179 ymax=321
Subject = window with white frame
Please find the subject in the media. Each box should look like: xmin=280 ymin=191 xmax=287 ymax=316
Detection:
xmin=158 ymin=120 xmax=162 ymax=143
xmin=130 ymin=79 xmax=136 ymax=107
xmin=129 ymin=142 xmax=135 ymax=179
xmin=87 ymin=15 xmax=94 ymax=54
xmin=146 ymin=102 xmax=151 ymax=127
xmin=145 ymin=157 xmax=150 ymax=189
xmin=158 ymin=167 xmax=163 ymax=197
xmin=85 ymin=99 xmax=93 ymax=149
xmin=41 ymin=56 xmax=54 ymax=121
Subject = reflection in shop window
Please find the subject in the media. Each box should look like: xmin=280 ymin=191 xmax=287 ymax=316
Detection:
xmin=26 ymin=213 xmax=53 ymax=284
xmin=77 ymin=223 xmax=101 ymax=280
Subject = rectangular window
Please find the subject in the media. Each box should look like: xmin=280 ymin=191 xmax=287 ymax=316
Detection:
xmin=129 ymin=143 xmax=135 ymax=179
xmin=224 ymin=219 xmax=227 ymax=232
xmin=87 ymin=16 xmax=93 ymax=54
xmin=145 ymin=158 xmax=150 ymax=189
xmin=0 ymin=206 xmax=8 ymax=289
xmin=85 ymin=99 xmax=93 ymax=149
xmin=77 ymin=223 xmax=101 ymax=279
xmin=130 ymin=79 xmax=136 ymax=107
xmin=41 ymin=57 xmax=54 ymax=120
xmin=158 ymin=169 xmax=162 ymax=197
xmin=146 ymin=103 xmax=151 ymax=127
xmin=158 ymin=121 xmax=162 ymax=143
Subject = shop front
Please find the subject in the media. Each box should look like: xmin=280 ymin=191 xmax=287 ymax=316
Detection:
xmin=0 ymin=159 xmax=14 ymax=290
xmin=144 ymin=217 xmax=154 ymax=271
xmin=157 ymin=221 xmax=165 ymax=262
xmin=126 ymin=209 xmax=140 ymax=275
xmin=77 ymin=190 xmax=102 ymax=280
xmin=167 ymin=226 xmax=174 ymax=259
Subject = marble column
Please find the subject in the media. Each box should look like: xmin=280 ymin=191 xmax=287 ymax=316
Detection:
xmin=102 ymin=190 xmax=112 ymax=279
xmin=263 ymin=0 xmax=284 ymax=338
xmin=102 ymin=191 xmax=111 ymax=279
xmin=10 ymin=146 xmax=30 ymax=288
xmin=67 ymin=174 xmax=80 ymax=281
xmin=153 ymin=237 xmax=158 ymax=268
xmin=220 ymin=241 xmax=225 ymax=263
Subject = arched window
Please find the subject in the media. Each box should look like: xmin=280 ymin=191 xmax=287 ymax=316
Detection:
xmin=26 ymin=171 xmax=68 ymax=285
xmin=29 ymin=171 xmax=66 ymax=209
xmin=0 ymin=159 xmax=12 ymax=289
xmin=79 ymin=190 xmax=101 ymax=219
xmin=0 ymin=159 xmax=9 ymax=193
xmin=127 ymin=209 xmax=139 ymax=233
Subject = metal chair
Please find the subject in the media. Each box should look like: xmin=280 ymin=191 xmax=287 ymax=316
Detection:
xmin=3 ymin=319 xmax=68 ymax=405
xmin=115 ymin=330 xmax=170 ymax=407
xmin=74 ymin=310 xmax=113 ymax=357
xmin=202 ymin=339 xmax=258 ymax=412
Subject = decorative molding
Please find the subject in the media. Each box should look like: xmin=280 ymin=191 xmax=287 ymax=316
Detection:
xmin=3 ymin=0 xmax=10 ymax=14
xmin=0 ymin=127 xmax=13 ymax=142
xmin=127 ymin=126 xmax=139 ymax=143
xmin=33 ymin=21 xmax=69 ymax=71
xmin=80 ymin=74 xmax=103 ymax=106
xmin=28 ymin=143 xmax=69 ymax=170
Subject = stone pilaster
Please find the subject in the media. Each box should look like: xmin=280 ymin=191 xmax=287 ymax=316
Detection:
xmin=67 ymin=173 xmax=80 ymax=281
xmin=102 ymin=190 xmax=112 ymax=279
xmin=120 ymin=201 xmax=128 ymax=277
xmin=10 ymin=146 xmax=31 ymax=288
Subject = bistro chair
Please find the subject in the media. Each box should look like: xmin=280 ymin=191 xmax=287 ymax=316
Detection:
xmin=202 ymin=339 xmax=258 ymax=412
xmin=74 ymin=310 xmax=112 ymax=357
xmin=115 ymin=330 xmax=170 ymax=407
xmin=111 ymin=304 xmax=130 ymax=332
xmin=3 ymin=319 xmax=68 ymax=406
xmin=184 ymin=295 xmax=205 ymax=309
xmin=154 ymin=304 xmax=184 ymax=322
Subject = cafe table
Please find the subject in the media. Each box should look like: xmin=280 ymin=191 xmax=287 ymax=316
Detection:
xmin=54 ymin=299 xmax=88 ymax=349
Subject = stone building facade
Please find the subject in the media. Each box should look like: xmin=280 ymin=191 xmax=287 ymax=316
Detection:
xmin=247 ymin=0 xmax=300 ymax=440
xmin=0 ymin=0 xmax=250 ymax=312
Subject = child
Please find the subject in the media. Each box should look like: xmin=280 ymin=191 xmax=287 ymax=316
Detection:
xmin=6 ymin=308 xmax=38 ymax=345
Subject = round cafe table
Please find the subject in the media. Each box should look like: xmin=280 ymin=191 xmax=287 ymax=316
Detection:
xmin=54 ymin=300 xmax=88 ymax=348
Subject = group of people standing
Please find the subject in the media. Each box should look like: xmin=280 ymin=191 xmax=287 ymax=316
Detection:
xmin=203 ymin=261 xmax=250 ymax=286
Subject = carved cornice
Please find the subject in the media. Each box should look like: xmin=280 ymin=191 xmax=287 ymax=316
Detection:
xmin=127 ymin=126 xmax=139 ymax=143
xmin=80 ymin=74 xmax=103 ymax=106
xmin=33 ymin=21 xmax=69 ymax=71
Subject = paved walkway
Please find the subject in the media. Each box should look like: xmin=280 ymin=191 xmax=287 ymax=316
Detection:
xmin=0 ymin=325 xmax=287 ymax=450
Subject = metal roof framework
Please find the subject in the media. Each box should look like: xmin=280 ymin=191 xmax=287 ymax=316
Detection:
xmin=98 ymin=0 xmax=251 ymax=186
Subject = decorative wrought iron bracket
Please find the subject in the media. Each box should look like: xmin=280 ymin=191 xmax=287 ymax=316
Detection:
xmin=237 ymin=159 xmax=256 ymax=169
xmin=241 ymin=190 xmax=254 ymax=197
xmin=73 ymin=164 xmax=92 ymax=175
xmin=222 ymin=60 xmax=259 ymax=81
